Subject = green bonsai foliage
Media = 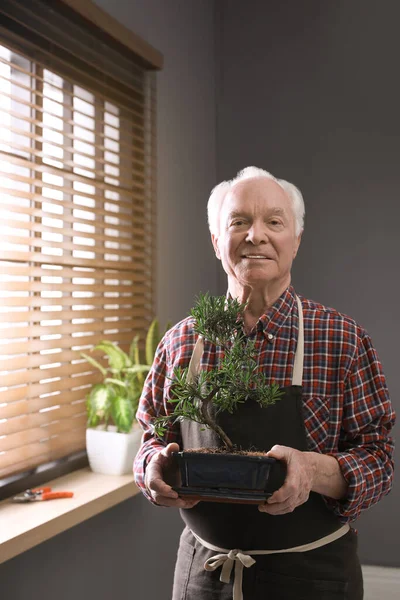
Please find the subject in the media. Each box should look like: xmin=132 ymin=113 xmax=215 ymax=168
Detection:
xmin=153 ymin=293 xmax=283 ymax=451
xmin=82 ymin=319 xmax=168 ymax=433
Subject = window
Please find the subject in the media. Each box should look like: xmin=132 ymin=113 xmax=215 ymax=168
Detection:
xmin=0 ymin=0 xmax=162 ymax=489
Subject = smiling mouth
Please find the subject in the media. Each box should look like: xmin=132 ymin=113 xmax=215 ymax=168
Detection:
xmin=242 ymin=255 xmax=271 ymax=259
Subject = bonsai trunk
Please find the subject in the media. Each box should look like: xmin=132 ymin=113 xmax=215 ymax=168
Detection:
xmin=200 ymin=392 xmax=234 ymax=452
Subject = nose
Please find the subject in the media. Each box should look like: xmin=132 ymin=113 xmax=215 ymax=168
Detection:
xmin=245 ymin=221 xmax=267 ymax=245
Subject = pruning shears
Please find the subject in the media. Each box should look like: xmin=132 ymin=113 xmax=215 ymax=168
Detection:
xmin=12 ymin=486 xmax=74 ymax=503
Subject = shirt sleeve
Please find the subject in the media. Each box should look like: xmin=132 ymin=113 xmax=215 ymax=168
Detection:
xmin=133 ymin=335 xmax=182 ymax=503
xmin=325 ymin=330 xmax=395 ymax=521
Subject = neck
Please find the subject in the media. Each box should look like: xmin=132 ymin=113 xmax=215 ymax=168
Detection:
xmin=228 ymin=278 xmax=291 ymax=333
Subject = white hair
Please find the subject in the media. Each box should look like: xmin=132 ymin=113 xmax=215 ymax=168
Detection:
xmin=207 ymin=166 xmax=305 ymax=237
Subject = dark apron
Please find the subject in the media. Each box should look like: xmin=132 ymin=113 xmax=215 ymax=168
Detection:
xmin=172 ymin=296 xmax=363 ymax=599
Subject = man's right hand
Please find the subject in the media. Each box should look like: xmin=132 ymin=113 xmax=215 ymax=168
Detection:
xmin=145 ymin=442 xmax=199 ymax=509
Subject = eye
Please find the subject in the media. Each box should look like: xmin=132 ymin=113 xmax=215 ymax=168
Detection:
xmin=230 ymin=219 xmax=246 ymax=227
xmin=269 ymin=218 xmax=283 ymax=227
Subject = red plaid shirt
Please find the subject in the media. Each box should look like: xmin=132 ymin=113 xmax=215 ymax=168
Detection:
xmin=134 ymin=286 xmax=395 ymax=522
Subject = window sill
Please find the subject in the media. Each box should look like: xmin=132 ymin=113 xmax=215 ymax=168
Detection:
xmin=0 ymin=467 xmax=139 ymax=565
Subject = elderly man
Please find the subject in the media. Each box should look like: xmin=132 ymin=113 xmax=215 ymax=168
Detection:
xmin=134 ymin=167 xmax=395 ymax=600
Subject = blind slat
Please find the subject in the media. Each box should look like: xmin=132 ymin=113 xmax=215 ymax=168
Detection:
xmin=0 ymin=293 xmax=149 ymax=310
xmin=1 ymin=186 xmax=147 ymax=219
xmin=1 ymin=151 xmax=146 ymax=194
xmin=0 ymin=107 xmax=146 ymax=153
xmin=0 ymin=437 xmax=86 ymax=479
xmin=3 ymin=219 xmax=146 ymax=248
xmin=0 ymin=123 xmax=146 ymax=169
xmin=2 ymin=234 xmax=147 ymax=260
xmin=0 ymin=329 xmax=146 ymax=357
xmin=0 ymin=401 xmax=86 ymax=436
xmin=3 ymin=356 xmax=126 ymax=387
xmin=0 ymin=204 xmax=145 ymax=237
xmin=0 ymin=429 xmax=86 ymax=476
xmin=1 ymin=313 xmax=147 ymax=340
xmin=0 ymin=250 xmax=149 ymax=271
xmin=0 ymin=414 xmax=87 ymax=452
xmin=0 ymin=388 xmax=97 ymax=420
xmin=1 ymin=348 xmax=104 ymax=371
xmin=0 ymin=136 xmax=146 ymax=179
xmin=0 ymin=66 xmax=148 ymax=123
xmin=0 ymin=87 xmax=146 ymax=134
xmin=0 ymin=308 xmax=147 ymax=327
xmin=0 ymin=263 xmax=148 ymax=281
xmin=0 ymin=114 xmax=147 ymax=162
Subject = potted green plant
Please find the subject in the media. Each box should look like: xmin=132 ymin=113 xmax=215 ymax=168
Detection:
xmin=153 ymin=294 xmax=286 ymax=503
xmin=82 ymin=319 xmax=164 ymax=475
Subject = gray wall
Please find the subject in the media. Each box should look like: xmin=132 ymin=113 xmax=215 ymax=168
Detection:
xmin=216 ymin=0 xmax=399 ymax=567
xmin=0 ymin=1 xmax=217 ymax=599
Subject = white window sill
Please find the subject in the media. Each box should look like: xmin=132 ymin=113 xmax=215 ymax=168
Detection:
xmin=0 ymin=467 xmax=139 ymax=564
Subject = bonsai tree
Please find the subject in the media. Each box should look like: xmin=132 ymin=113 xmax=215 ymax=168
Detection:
xmin=153 ymin=294 xmax=283 ymax=451
xmin=82 ymin=319 xmax=167 ymax=433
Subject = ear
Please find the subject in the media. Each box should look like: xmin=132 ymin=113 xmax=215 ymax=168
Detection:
xmin=211 ymin=234 xmax=221 ymax=260
xmin=292 ymin=232 xmax=302 ymax=259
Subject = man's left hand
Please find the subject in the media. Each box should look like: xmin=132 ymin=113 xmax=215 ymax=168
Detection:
xmin=258 ymin=445 xmax=314 ymax=515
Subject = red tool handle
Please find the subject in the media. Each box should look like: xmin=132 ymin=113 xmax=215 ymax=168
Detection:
xmin=41 ymin=492 xmax=74 ymax=500
xmin=31 ymin=487 xmax=52 ymax=494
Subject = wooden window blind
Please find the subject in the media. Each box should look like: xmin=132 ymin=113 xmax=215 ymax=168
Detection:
xmin=0 ymin=0 xmax=162 ymax=481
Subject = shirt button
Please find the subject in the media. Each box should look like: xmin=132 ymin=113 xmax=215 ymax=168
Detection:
xmin=267 ymin=333 xmax=274 ymax=340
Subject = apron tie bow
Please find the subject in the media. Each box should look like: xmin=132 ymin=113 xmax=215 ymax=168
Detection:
xmin=204 ymin=549 xmax=256 ymax=600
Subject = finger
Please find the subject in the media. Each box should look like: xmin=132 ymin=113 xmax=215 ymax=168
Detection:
xmin=258 ymin=501 xmax=296 ymax=515
xmin=260 ymin=489 xmax=309 ymax=513
xmin=266 ymin=444 xmax=290 ymax=460
xmin=179 ymin=499 xmax=200 ymax=509
xmin=147 ymin=475 xmax=179 ymax=498
xmin=160 ymin=442 xmax=180 ymax=459
xmin=145 ymin=458 xmax=178 ymax=497
xmin=146 ymin=447 xmax=180 ymax=497
xmin=267 ymin=486 xmax=291 ymax=504
xmin=268 ymin=488 xmax=308 ymax=507
xmin=152 ymin=494 xmax=200 ymax=509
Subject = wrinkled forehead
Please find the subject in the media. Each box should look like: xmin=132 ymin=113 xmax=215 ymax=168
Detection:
xmin=221 ymin=177 xmax=292 ymax=219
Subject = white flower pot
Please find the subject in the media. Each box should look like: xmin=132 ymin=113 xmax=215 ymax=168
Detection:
xmin=86 ymin=423 xmax=143 ymax=476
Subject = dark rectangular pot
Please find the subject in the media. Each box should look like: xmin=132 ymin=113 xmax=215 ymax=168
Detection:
xmin=171 ymin=451 xmax=286 ymax=503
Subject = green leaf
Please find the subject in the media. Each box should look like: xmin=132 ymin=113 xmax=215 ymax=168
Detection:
xmin=86 ymin=384 xmax=113 ymax=424
xmin=80 ymin=352 xmax=107 ymax=377
xmin=105 ymin=377 xmax=126 ymax=388
xmin=129 ymin=334 xmax=146 ymax=387
xmin=128 ymin=388 xmax=141 ymax=418
xmin=111 ymin=396 xmax=135 ymax=433
xmin=129 ymin=335 xmax=141 ymax=364
xmin=145 ymin=318 xmax=160 ymax=366
xmin=124 ymin=365 xmax=151 ymax=375
xmin=93 ymin=341 xmax=130 ymax=371
xmin=190 ymin=293 xmax=246 ymax=347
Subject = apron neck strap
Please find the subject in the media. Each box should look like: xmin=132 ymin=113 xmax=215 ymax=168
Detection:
xmin=188 ymin=294 xmax=305 ymax=386
xmin=292 ymin=295 xmax=304 ymax=386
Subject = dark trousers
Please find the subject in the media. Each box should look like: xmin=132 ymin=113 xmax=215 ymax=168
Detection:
xmin=172 ymin=527 xmax=363 ymax=600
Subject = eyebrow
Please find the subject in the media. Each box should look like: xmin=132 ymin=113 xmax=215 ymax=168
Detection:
xmin=227 ymin=210 xmax=248 ymax=219
xmin=268 ymin=207 xmax=286 ymax=217
xmin=227 ymin=207 xmax=287 ymax=219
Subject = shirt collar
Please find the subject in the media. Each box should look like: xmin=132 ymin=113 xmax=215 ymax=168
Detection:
xmin=256 ymin=285 xmax=296 ymax=339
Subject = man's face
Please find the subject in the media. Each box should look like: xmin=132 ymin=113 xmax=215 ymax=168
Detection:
xmin=211 ymin=177 xmax=301 ymax=291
